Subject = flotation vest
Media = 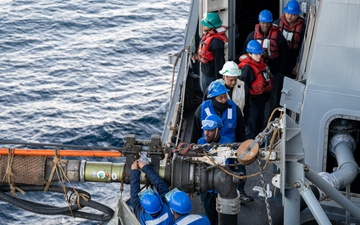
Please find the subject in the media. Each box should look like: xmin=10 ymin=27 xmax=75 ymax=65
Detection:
xmin=278 ymin=15 xmax=305 ymax=50
xmin=175 ymin=214 xmax=210 ymax=225
xmin=253 ymin=24 xmax=280 ymax=59
xmin=139 ymin=204 xmax=174 ymax=225
xmin=238 ymin=54 xmax=272 ymax=95
xmin=200 ymin=99 xmax=237 ymax=142
xmin=196 ymin=26 xmax=228 ymax=64
xmin=215 ymin=78 xmax=246 ymax=115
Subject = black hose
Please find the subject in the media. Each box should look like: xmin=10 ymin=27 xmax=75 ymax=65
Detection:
xmin=219 ymin=213 xmax=237 ymax=225
xmin=0 ymin=185 xmax=114 ymax=221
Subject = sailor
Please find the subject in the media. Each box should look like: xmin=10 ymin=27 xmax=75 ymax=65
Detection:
xmin=203 ymin=61 xmax=248 ymax=116
xmin=197 ymin=114 xmax=231 ymax=145
xmin=197 ymin=114 xmax=230 ymax=224
xmin=273 ymin=0 xmax=306 ymax=79
xmin=130 ymin=160 xmax=175 ymax=225
xmin=167 ymin=189 xmax=210 ymax=225
xmin=190 ymin=80 xmax=246 ymax=144
xmin=238 ymin=40 xmax=272 ymax=139
xmin=191 ymin=86 xmax=254 ymax=205
xmin=198 ymin=114 xmax=254 ymax=224
xmin=192 ymin=12 xmax=228 ymax=94
xmin=243 ymin=9 xmax=289 ymax=124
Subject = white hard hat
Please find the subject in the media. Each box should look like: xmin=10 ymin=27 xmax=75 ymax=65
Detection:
xmin=219 ymin=61 xmax=241 ymax=76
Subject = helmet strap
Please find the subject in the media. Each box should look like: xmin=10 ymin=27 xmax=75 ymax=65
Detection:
xmin=214 ymin=128 xmax=220 ymax=142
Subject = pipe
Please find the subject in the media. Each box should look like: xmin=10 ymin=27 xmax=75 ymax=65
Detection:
xmin=45 ymin=159 xmax=167 ymax=184
xmin=297 ymin=180 xmax=331 ymax=225
xmin=304 ymin=166 xmax=360 ymax=221
xmin=216 ymin=195 xmax=240 ymax=225
xmin=324 ymin=133 xmax=359 ymax=190
xmin=171 ymin=154 xmax=240 ymax=224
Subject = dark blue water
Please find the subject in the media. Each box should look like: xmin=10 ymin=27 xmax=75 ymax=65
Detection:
xmin=0 ymin=0 xmax=189 ymax=224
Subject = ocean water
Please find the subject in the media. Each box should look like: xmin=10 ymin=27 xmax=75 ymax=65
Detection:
xmin=0 ymin=0 xmax=189 ymax=224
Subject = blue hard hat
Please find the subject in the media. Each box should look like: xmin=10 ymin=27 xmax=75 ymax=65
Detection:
xmin=169 ymin=191 xmax=192 ymax=214
xmin=201 ymin=12 xmax=222 ymax=28
xmin=246 ymin=40 xmax=264 ymax=54
xmin=140 ymin=191 xmax=162 ymax=214
xmin=207 ymin=80 xmax=229 ymax=98
xmin=201 ymin=114 xmax=223 ymax=130
xmin=258 ymin=9 xmax=273 ymax=23
xmin=284 ymin=1 xmax=302 ymax=15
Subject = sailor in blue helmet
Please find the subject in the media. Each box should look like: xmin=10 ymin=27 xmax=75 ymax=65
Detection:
xmin=238 ymin=40 xmax=272 ymax=139
xmin=243 ymin=9 xmax=289 ymax=74
xmin=197 ymin=114 xmax=231 ymax=224
xmin=190 ymin=81 xmax=253 ymax=207
xmin=167 ymin=189 xmax=210 ymax=225
xmin=130 ymin=160 xmax=175 ymax=225
xmin=197 ymin=114 xmax=231 ymax=145
xmin=243 ymin=9 xmax=289 ymax=126
xmin=190 ymin=80 xmax=246 ymax=144
xmin=274 ymin=0 xmax=306 ymax=79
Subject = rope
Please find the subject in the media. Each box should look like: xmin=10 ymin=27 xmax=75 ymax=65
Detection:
xmin=196 ymin=119 xmax=282 ymax=180
xmin=44 ymin=150 xmax=90 ymax=217
xmin=1 ymin=148 xmax=25 ymax=196
xmin=202 ymin=150 xmax=259 ymax=179
xmin=267 ymin=107 xmax=283 ymax=125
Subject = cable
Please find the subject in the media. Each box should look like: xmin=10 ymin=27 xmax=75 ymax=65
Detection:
xmin=0 ymin=185 xmax=114 ymax=221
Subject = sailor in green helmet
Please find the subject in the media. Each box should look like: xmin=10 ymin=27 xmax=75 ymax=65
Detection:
xmin=192 ymin=12 xmax=228 ymax=95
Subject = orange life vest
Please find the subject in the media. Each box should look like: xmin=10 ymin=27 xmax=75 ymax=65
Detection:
xmin=238 ymin=54 xmax=272 ymax=95
xmin=278 ymin=15 xmax=305 ymax=50
xmin=253 ymin=24 xmax=280 ymax=59
xmin=197 ymin=27 xmax=228 ymax=64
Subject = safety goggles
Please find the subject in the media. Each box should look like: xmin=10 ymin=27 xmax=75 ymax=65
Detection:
xmin=201 ymin=119 xmax=216 ymax=127
xmin=165 ymin=187 xmax=181 ymax=203
xmin=222 ymin=67 xmax=240 ymax=76
xmin=138 ymin=188 xmax=155 ymax=200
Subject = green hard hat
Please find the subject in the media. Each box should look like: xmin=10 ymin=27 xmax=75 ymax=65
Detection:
xmin=201 ymin=12 xmax=222 ymax=28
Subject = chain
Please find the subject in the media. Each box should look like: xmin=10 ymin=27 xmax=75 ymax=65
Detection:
xmin=257 ymin=156 xmax=273 ymax=225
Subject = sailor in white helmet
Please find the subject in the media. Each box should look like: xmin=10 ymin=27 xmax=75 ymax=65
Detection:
xmin=203 ymin=61 xmax=248 ymax=116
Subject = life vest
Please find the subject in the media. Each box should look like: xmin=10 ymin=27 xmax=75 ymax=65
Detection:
xmin=278 ymin=15 xmax=305 ymax=50
xmin=253 ymin=24 xmax=280 ymax=59
xmin=175 ymin=214 xmax=210 ymax=225
xmin=200 ymin=99 xmax=237 ymax=142
xmin=196 ymin=26 xmax=228 ymax=64
xmin=238 ymin=54 xmax=272 ymax=95
xmin=139 ymin=204 xmax=175 ymax=225
xmin=215 ymin=78 xmax=246 ymax=115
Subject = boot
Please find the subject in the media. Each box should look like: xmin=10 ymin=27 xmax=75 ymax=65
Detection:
xmin=239 ymin=191 xmax=254 ymax=203
xmin=238 ymin=179 xmax=254 ymax=203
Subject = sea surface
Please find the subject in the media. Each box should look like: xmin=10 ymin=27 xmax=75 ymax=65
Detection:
xmin=0 ymin=0 xmax=189 ymax=224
